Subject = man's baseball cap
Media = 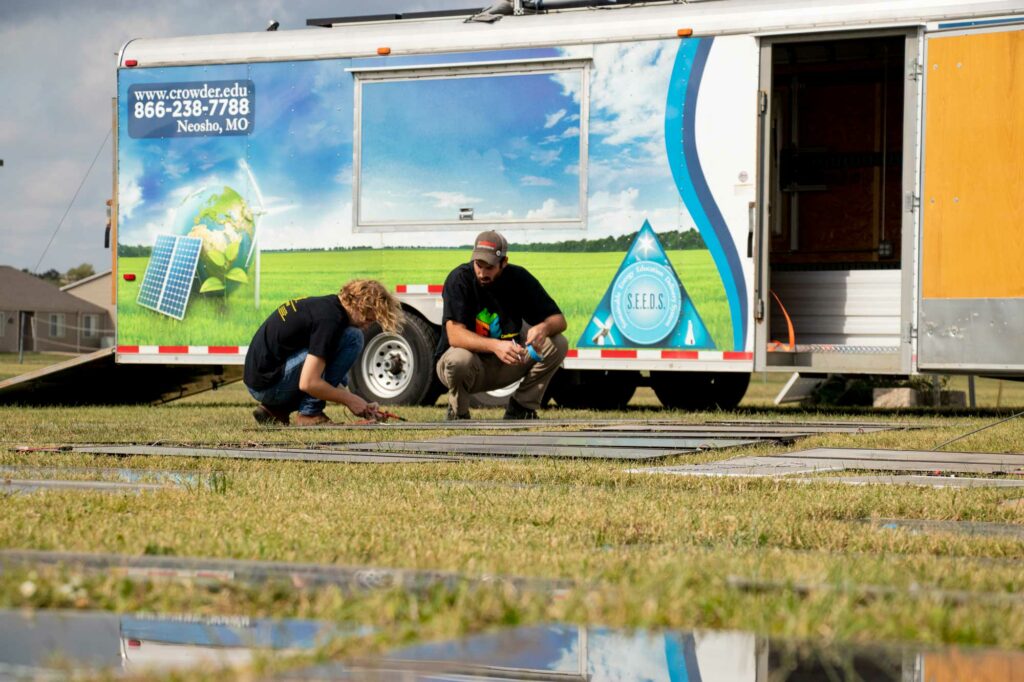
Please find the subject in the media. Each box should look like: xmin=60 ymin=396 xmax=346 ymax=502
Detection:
xmin=471 ymin=230 xmax=508 ymax=266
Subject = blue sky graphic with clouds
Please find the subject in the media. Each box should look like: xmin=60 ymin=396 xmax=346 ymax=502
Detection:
xmin=119 ymin=39 xmax=688 ymax=252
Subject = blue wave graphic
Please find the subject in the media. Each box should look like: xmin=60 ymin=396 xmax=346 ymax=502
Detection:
xmin=664 ymin=38 xmax=748 ymax=351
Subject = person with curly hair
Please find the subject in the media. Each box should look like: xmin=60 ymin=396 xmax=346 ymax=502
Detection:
xmin=244 ymin=279 xmax=403 ymax=426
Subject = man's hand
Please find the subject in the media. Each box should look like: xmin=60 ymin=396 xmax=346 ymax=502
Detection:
xmin=494 ymin=339 xmax=525 ymax=366
xmin=524 ymin=325 xmax=548 ymax=350
xmin=361 ymin=401 xmax=383 ymax=421
xmin=524 ymin=314 xmax=567 ymax=351
xmin=344 ymin=393 xmax=382 ymax=420
xmin=296 ymin=354 xmax=385 ymax=420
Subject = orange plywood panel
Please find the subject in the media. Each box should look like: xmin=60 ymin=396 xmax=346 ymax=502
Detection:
xmin=923 ymin=650 xmax=1024 ymax=682
xmin=922 ymin=28 xmax=1024 ymax=299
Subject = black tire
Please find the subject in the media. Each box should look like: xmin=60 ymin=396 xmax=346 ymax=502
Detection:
xmin=349 ymin=314 xmax=439 ymax=406
xmin=650 ymin=371 xmax=750 ymax=410
xmin=550 ymin=369 xmax=639 ymax=410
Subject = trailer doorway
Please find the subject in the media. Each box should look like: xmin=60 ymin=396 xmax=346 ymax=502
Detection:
xmin=756 ymin=33 xmax=917 ymax=374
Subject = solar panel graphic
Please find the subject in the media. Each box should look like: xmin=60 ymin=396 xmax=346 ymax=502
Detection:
xmin=136 ymin=234 xmax=203 ymax=320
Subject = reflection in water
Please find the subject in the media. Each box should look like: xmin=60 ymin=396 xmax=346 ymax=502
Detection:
xmin=0 ymin=609 xmax=350 ymax=677
xmin=0 ymin=609 xmax=1020 ymax=681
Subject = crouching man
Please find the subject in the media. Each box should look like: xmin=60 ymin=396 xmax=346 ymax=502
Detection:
xmin=436 ymin=231 xmax=568 ymax=420
xmin=244 ymin=280 xmax=403 ymax=426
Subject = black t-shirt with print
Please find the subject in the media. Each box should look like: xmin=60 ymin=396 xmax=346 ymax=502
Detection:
xmin=244 ymin=295 xmax=350 ymax=390
xmin=435 ymin=262 xmax=561 ymax=361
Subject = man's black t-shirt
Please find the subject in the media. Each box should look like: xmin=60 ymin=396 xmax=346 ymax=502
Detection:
xmin=435 ymin=262 xmax=561 ymax=361
xmin=244 ymin=295 xmax=350 ymax=390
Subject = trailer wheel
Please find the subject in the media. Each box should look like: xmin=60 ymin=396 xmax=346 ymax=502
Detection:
xmin=550 ymin=370 xmax=638 ymax=410
xmin=650 ymin=371 xmax=750 ymax=411
xmin=350 ymin=314 xmax=439 ymax=406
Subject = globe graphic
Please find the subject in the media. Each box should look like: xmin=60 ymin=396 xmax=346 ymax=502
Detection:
xmin=174 ymin=185 xmax=255 ymax=292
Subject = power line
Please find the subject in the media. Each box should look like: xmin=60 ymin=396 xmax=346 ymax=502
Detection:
xmin=33 ymin=128 xmax=112 ymax=273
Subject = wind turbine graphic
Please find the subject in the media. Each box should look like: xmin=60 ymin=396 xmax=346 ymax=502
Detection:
xmin=591 ymin=315 xmax=614 ymax=346
xmin=239 ymin=158 xmax=295 ymax=308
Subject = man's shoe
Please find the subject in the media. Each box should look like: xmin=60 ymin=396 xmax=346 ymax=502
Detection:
xmin=294 ymin=412 xmax=333 ymax=426
xmin=252 ymin=404 xmax=290 ymax=426
xmin=503 ymin=398 xmax=538 ymax=420
xmin=445 ymin=406 xmax=471 ymax=421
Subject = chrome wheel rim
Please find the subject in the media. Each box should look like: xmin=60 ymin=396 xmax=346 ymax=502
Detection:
xmin=361 ymin=333 xmax=414 ymax=399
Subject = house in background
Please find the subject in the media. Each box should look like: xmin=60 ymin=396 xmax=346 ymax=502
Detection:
xmin=61 ymin=270 xmax=114 ymax=319
xmin=0 ymin=266 xmax=113 ymax=353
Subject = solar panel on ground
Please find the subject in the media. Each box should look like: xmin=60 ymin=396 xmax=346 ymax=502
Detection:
xmin=1 ymin=479 xmax=165 ymax=494
xmin=632 ymin=448 xmax=1024 ymax=477
xmin=136 ymin=234 xmax=203 ymax=320
xmin=71 ymin=444 xmax=464 ymax=464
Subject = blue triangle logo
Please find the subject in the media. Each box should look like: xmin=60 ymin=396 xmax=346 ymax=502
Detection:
xmin=577 ymin=221 xmax=715 ymax=349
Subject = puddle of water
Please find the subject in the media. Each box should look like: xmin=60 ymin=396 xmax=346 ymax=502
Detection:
xmin=0 ymin=465 xmax=203 ymax=486
xmin=871 ymin=517 xmax=1024 ymax=539
xmin=4 ymin=608 xmax=1018 ymax=681
xmin=295 ymin=626 xmax=1024 ymax=681
xmin=0 ymin=609 xmax=357 ymax=677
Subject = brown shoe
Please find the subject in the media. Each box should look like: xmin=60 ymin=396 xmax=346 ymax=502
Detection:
xmin=252 ymin=404 xmax=290 ymax=426
xmin=294 ymin=412 xmax=333 ymax=427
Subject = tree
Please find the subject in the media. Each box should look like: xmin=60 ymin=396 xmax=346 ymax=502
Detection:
xmin=24 ymin=268 xmax=62 ymax=285
xmin=64 ymin=263 xmax=95 ymax=284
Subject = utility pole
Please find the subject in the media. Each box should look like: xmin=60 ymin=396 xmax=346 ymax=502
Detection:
xmin=17 ymin=312 xmax=24 ymax=364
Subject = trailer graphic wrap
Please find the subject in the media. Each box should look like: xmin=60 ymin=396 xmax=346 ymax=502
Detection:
xmin=356 ymin=64 xmax=585 ymax=228
xmin=116 ymin=37 xmax=756 ymax=359
xmin=578 ymin=220 xmax=713 ymax=349
xmin=127 ymin=80 xmax=255 ymax=139
xmin=667 ymin=37 xmax=748 ymax=352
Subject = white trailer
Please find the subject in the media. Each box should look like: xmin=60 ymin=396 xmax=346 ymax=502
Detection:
xmin=111 ymin=0 xmax=1024 ymax=409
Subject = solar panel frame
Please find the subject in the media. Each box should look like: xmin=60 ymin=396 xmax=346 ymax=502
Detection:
xmin=158 ymin=236 xmax=202 ymax=319
xmin=136 ymin=234 xmax=203 ymax=320
xmin=136 ymin=235 xmax=174 ymax=311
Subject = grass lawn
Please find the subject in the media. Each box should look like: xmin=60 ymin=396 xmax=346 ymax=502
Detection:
xmin=3 ymin=373 xmax=1024 ymax=664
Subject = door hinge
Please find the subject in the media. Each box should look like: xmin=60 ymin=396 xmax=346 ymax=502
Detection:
xmin=904 ymin=192 xmax=921 ymax=212
xmin=906 ymin=322 xmax=918 ymax=341
xmin=755 ymin=298 xmax=765 ymax=321
xmin=908 ymin=60 xmax=924 ymax=81
xmin=758 ymin=90 xmax=768 ymax=116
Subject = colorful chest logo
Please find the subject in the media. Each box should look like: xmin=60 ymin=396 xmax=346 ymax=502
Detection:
xmin=475 ymin=308 xmax=502 ymax=338
xmin=579 ymin=221 xmax=714 ymax=349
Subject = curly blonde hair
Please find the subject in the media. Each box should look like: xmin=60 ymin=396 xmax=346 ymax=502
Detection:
xmin=339 ymin=279 xmax=404 ymax=333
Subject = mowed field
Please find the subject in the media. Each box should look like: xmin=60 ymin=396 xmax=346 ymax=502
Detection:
xmin=117 ymin=249 xmax=731 ymax=348
xmin=3 ymin=362 xmax=1024 ymax=669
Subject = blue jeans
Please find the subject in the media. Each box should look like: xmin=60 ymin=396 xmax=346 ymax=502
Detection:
xmin=247 ymin=327 xmax=364 ymax=416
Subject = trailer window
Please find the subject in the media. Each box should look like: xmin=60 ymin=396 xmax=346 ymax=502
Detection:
xmin=353 ymin=59 xmax=589 ymax=232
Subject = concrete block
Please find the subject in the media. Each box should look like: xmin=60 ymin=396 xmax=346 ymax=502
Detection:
xmin=873 ymin=387 xmax=920 ymax=408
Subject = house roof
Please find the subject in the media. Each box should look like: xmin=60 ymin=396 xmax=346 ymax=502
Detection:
xmin=60 ymin=270 xmax=112 ymax=292
xmin=0 ymin=266 xmax=108 ymax=315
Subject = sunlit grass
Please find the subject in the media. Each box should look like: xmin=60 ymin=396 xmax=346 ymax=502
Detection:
xmin=3 ymin=385 xmax=1024 ymax=651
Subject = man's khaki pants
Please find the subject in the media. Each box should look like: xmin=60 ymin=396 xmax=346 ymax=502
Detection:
xmin=435 ymin=334 xmax=569 ymax=416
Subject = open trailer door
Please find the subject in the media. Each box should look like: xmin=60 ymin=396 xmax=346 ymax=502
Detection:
xmin=918 ymin=22 xmax=1024 ymax=373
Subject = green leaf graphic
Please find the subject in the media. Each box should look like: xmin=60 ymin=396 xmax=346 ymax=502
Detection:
xmin=206 ymin=250 xmax=227 ymax=268
xmin=200 ymin=277 xmax=225 ymax=293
